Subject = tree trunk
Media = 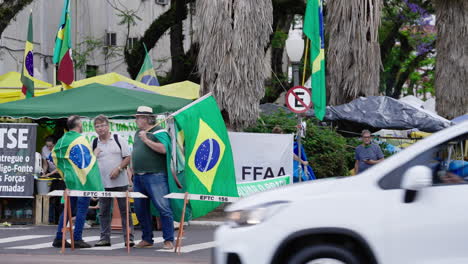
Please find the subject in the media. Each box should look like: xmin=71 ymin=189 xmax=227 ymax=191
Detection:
xmin=326 ymin=0 xmax=383 ymax=105
xmin=262 ymin=14 xmax=294 ymax=103
xmin=170 ymin=0 xmax=187 ymax=82
xmin=262 ymin=0 xmax=305 ymax=103
xmin=125 ymin=0 xmax=194 ymax=79
xmin=197 ymin=0 xmax=273 ymax=130
xmin=434 ymin=0 xmax=468 ymax=119
xmin=0 ymin=0 xmax=34 ymax=38
xmin=384 ymin=33 xmax=411 ymax=97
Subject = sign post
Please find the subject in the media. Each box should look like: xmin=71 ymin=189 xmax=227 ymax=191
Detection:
xmin=285 ymin=86 xmax=312 ymax=182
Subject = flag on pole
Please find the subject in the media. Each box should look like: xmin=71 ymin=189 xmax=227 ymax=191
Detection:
xmin=53 ymin=0 xmax=74 ymax=87
xmin=303 ymin=0 xmax=326 ymax=120
xmin=21 ymin=12 xmax=34 ymax=98
xmin=135 ymin=43 xmax=160 ymax=86
xmin=52 ymin=131 xmax=103 ymax=191
xmin=173 ymin=95 xmax=238 ymax=218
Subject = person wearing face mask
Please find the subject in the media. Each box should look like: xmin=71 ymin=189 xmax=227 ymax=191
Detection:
xmin=354 ymin=129 xmax=384 ymax=174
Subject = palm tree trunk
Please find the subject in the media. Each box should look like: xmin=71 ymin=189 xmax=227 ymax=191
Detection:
xmin=326 ymin=0 xmax=383 ymax=105
xmin=434 ymin=0 xmax=468 ymax=119
xmin=197 ymin=0 xmax=273 ymax=130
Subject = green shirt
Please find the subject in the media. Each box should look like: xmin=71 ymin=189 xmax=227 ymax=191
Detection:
xmin=132 ymin=126 xmax=167 ymax=174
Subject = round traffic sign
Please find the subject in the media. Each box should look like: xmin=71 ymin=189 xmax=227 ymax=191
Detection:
xmin=285 ymin=86 xmax=312 ymax=113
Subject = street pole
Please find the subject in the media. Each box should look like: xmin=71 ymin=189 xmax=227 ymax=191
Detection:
xmin=292 ymin=62 xmax=302 ymax=183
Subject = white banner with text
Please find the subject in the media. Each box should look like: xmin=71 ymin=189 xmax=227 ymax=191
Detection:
xmin=229 ymin=132 xmax=293 ymax=183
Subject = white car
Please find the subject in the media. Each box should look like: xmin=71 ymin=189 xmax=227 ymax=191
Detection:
xmin=214 ymin=121 xmax=468 ymax=264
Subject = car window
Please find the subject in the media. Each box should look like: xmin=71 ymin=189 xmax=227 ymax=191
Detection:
xmin=379 ymin=133 xmax=468 ymax=189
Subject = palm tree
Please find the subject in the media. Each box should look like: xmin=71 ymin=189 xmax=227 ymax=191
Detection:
xmin=434 ymin=0 xmax=468 ymax=119
xmin=196 ymin=0 xmax=273 ymax=130
xmin=326 ymin=0 xmax=383 ymax=105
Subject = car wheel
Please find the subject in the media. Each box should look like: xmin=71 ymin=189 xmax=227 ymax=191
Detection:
xmin=288 ymin=244 xmax=360 ymax=264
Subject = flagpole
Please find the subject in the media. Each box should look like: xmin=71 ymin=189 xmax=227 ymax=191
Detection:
xmin=170 ymin=92 xmax=212 ymax=117
xmin=302 ymin=39 xmax=310 ymax=86
xmin=145 ymin=93 xmax=213 ymax=132
xmin=54 ymin=65 xmax=59 ymax=91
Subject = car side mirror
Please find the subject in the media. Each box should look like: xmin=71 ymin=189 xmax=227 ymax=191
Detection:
xmin=401 ymin=165 xmax=433 ymax=203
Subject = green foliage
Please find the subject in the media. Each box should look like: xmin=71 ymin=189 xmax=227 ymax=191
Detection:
xmin=271 ymin=30 xmax=288 ymax=49
xmin=116 ymin=9 xmax=142 ymax=27
xmin=73 ymin=37 xmax=122 ymax=73
xmin=379 ymin=0 xmax=435 ymax=98
xmin=245 ymin=111 xmax=353 ymax=178
xmin=73 ymin=37 xmax=104 ymax=72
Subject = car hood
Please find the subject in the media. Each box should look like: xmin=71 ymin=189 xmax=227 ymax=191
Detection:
xmin=227 ymin=177 xmax=348 ymax=212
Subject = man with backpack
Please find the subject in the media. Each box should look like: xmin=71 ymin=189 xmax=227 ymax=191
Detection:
xmin=92 ymin=115 xmax=134 ymax=247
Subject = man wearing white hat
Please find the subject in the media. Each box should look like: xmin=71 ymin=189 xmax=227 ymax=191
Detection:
xmin=132 ymin=106 xmax=174 ymax=249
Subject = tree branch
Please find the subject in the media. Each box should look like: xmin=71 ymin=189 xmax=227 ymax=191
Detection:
xmin=0 ymin=0 xmax=34 ymax=38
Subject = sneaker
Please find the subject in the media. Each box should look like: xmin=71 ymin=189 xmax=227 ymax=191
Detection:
xmin=135 ymin=240 xmax=153 ymax=248
xmin=74 ymin=240 xmax=92 ymax=248
xmin=124 ymin=240 xmax=135 ymax=247
xmin=94 ymin=240 xmax=111 ymax=247
xmin=83 ymin=222 xmax=92 ymax=229
xmin=52 ymin=238 xmax=71 ymax=248
xmin=162 ymin=240 xmax=174 ymax=250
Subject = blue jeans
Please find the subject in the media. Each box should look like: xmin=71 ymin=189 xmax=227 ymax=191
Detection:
xmin=55 ymin=197 xmax=91 ymax=241
xmin=134 ymin=173 xmax=174 ymax=243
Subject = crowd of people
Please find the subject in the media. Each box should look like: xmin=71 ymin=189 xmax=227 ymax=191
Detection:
xmin=47 ymin=106 xmax=174 ymax=249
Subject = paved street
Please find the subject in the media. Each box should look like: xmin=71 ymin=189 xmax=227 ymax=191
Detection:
xmin=0 ymin=224 xmax=217 ymax=263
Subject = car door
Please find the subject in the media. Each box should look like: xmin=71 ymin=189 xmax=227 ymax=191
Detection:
xmin=383 ymin=135 xmax=468 ymax=264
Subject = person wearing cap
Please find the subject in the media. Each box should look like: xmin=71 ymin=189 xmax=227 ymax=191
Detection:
xmin=132 ymin=106 xmax=175 ymax=249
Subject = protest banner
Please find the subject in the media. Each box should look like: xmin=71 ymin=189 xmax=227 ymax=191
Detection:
xmin=81 ymin=116 xmax=166 ymax=148
xmin=237 ymin=175 xmax=291 ymax=197
xmin=0 ymin=123 xmax=37 ymax=197
xmin=229 ymin=132 xmax=293 ymax=183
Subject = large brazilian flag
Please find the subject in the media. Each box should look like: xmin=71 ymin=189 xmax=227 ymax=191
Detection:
xmin=52 ymin=131 xmax=103 ymax=191
xmin=174 ymin=95 xmax=238 ymax=218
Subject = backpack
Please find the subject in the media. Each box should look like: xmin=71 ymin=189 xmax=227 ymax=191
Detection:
xmin=92 ymin=134 xmax=122 ymax=152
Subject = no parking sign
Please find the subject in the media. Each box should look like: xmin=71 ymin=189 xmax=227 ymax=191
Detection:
xmin=285 ymin=86 xmax=312 ymax=113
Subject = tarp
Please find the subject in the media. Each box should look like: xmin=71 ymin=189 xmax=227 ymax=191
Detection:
xmin=0 ymin=83 xmax=192 ymax=119
xmin=0 ymin=72 xmax=200 ymax=103
xmin=260 ymin=96 xmax=451 ymax=133
xmin=0 ymin=72 xmax=53 ymax=103
xmin=0 ymin=72 xmax=52 ymax=89
xmin=321 ymin=96 xmax=451 ymax=133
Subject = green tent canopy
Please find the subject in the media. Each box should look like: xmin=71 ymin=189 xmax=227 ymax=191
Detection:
xmin=0 ymin=83 xmax=192 ymax=119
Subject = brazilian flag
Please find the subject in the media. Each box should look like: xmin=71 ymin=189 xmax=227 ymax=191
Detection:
xmin=52 ymin=131 xmax=103 ymax=191
xmin=174 ymin=95 xmax=238 ymax=219
xmin=135 ymin=43 xmax=160 ymax=86
xmin=21 ymin=12 xmax=34 ymax=98
xmin=304 ymin=0 xmax=326 ymax=120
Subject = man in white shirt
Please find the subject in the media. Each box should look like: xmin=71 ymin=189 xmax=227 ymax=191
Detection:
xmin=92 ymin=115 xmax=134 ymax=247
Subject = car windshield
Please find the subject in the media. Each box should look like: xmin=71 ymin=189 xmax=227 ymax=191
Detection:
xmin=379 ymin=133 xmax=468 ymax=189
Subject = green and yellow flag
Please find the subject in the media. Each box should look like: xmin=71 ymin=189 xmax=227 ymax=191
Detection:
xmin=174 ymin=95 xmax=238 ymax=218
xmin=304 ymin=0 xmax=326 ymax=120
xmin=52 ymin=131 xmax=103 ymax=191
xmin=135 ymin=43 xmax=160 ymax=86
xmin=53 ymin=0 xmax=74 ymax=86
xmin=21 ymin=12 xmax=34 ymax=98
